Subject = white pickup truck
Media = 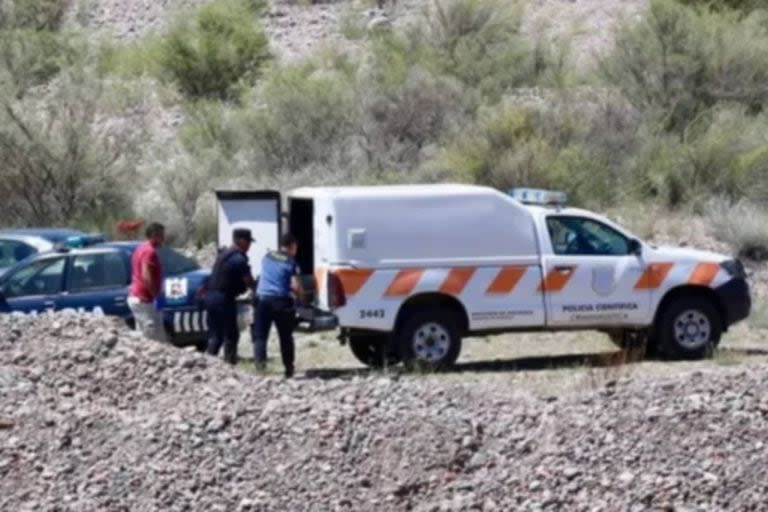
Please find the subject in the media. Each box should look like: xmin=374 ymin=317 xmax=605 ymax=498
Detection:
xmin=216 ymin=185 xmax=751 ymax=368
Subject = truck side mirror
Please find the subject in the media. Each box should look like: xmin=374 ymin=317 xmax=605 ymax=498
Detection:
xmin=627 ymin=239 xmax=642 ymax=256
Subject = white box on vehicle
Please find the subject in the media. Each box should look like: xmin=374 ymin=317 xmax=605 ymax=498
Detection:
xmin=289 ymin=184 xmax=547 ymax=331
xmin=216 ymin=184 xmax=751 ymax=367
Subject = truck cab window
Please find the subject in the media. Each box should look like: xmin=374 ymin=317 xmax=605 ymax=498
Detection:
xmin=547 ymin=216 xmax=630 ymax=256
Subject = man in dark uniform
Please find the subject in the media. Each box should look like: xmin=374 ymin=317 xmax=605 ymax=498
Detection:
xmin=205 ymin=228 xmax=255 ymax=365
xmin=252 ymin=233 xmax=303 ymax=378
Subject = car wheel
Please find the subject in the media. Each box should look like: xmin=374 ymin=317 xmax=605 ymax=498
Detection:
xmin=658 ymin=297 xmax=721 ymax=360
xmin=195 ymin=338 xmax=208 ymax=353
xmin=396 ymin=308 xmax=462 ymax=371
xmin=349 ymin=334 xmax=400 ymax=368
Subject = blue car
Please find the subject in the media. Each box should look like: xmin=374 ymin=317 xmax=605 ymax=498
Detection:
xmin=0 ymin=242 xmax=247 ymax=348
xmin=0 ymin=229 xmax=105 ymax=277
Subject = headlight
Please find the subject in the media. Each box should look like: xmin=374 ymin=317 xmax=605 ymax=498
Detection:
xmin=720 ymin=259 xmax=746 ymax=279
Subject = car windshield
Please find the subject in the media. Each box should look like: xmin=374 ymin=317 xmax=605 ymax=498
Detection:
xmin=0 ymin=240 xmax=36 ymax=271
xmin=157 ymin=247 xmax=200 ymax=276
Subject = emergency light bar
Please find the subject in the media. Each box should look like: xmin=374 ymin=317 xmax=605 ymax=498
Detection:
xmin=58 ymin=234 xmax=106 ymax=250
xmin=508 ymin=188 xmax=568 ymax=206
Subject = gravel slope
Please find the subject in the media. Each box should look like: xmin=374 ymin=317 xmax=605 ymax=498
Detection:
xmin=75 ymin=0 xmax=647 ymax=66
xmin=2 ymin=313 xmax=767 ymax=511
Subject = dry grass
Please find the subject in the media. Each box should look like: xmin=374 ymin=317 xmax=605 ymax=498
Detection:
xmin=231 ymin=325 xmax=768 ymax=397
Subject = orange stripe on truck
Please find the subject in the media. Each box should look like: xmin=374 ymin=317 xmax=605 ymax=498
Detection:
xmin=537 ymin=266 xmax=576 ymax=293
xmin=314 ymin=267 xmax=325 ymax=293
xmin=486 ymin=266 xmax=527 ymax=294
xmin=385 ymin=269 xmax=425 ymax=297
xmin=634 ymin=262 xmax=674 ymax=289
xmin=440 ymin=267 xmax=476 ymax=295
xmin=335 ymin=268 xmax=374 ymax=296
xmin=688 ymin=262 xmax=719 ymax=286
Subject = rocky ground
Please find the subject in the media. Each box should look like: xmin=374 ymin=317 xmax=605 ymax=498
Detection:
xmin=2 ymin=313 xmax=768 ymax=511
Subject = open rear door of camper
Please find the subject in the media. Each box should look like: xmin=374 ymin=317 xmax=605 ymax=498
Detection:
xmin=215 ymin=190 xmax=281 ymax=279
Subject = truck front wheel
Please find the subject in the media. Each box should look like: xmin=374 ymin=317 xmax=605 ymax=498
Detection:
xmin=396 ymin=308 xmax=462 ymax=370
xmin=657 ymin=297 xmax=722 ymax=360
xmin=349 ymin=334 xmax=400 ymax=368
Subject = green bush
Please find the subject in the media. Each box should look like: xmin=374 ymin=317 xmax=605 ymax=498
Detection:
xmin=239 ymin=59 xmax=357 ymax=171
xmin=707 ymin=198 xmax=768 ymax=260
xmin=0 ymin=30 xmax=82 ymax=98
xmin=602 ymin=0 xmax=768 ymax=133
xmin=630 ymin=107 xmax=768 ymax=207
xmin=425 ymin=100 xmax=615 ymax=207
xmin=356 ymin=34 xmax=470 ymax=172
xmin=0 ymin=68 xmax=141 ymax=226
xmin=677 ymin=0 xmax=768 ymax=14
xmin=0 ymin=0 xmax=67 ymax=31
xmin=156 ymin=0 xmax=270 ymax=100
xmin=416 ymin=0 xmax=544 ymax=100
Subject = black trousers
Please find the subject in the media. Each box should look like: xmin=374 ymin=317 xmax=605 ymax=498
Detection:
xmin=251 ymin=296 xmax=295 ymax=370
xmin=205 ymin=294 xmax=239 ymax=365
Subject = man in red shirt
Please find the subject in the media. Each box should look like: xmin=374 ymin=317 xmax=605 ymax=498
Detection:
xmin=128 ymin=223 xmax=167 ymax=342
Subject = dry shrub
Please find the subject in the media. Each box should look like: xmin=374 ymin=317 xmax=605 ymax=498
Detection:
xmin=707 ymin=198 xmax=768 ymax=261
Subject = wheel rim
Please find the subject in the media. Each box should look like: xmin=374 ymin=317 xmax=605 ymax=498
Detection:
xmin=412 ymin=322 xmax=450 ymax=363
xmin=673 ymin=309 xmax=712 ymax=350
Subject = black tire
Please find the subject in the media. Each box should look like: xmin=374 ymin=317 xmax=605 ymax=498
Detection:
xmin=657 ymin=297 xmax=721 ymax=360
xmin=349 ymin=334 xmax=400 ymax=368
xmin=195 ymin=338 xmax=208 ymax=353
xmin=396 ymin=308 xmax=462 ymax=371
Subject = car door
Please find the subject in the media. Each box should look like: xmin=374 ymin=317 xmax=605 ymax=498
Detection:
xmin=0 ymin=256 xmax=68 ymax=313
xmin=542 ymin=215 xmax=649 ymax=327
xmin=216 ymin=190 xmax=281 ymax=280
xmin=57 ymin=250 xmax=131 ymax=317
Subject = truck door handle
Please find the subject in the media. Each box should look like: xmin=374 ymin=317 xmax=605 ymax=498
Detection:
xmin=554 ymin=265 xmax=574 ymax=273
xmin=114 ymin=297 xmax=127 ymax=304
xmin=44 ymin=301 xmax=55 ymax=308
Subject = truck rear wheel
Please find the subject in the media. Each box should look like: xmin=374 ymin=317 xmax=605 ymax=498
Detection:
xmin=657 ymin=297 xmax=721 ymax=360
xmin=349 ymin=334 xmax=400 ymax=368
xmin=396 ymin=308 xmax=462 ymax=370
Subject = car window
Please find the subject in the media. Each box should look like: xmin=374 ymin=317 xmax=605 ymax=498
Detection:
xmin=0 ymin=240 xmax=36 ymax=270
xmin=158 ymin=247 xmax=200 ymax=276
xmin=67 ymin=252 xmax=128 ymax=292
xmin=547 ymin=216 xmax=630 ymax=256
xmin=2 ymin=257 xmax=66 ymax=298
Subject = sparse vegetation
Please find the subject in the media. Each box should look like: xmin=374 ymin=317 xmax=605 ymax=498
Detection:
xmin=708 ymin=198 xmax=768 ymax=260
xmin=0 ymin=67 xmax=143 ymax=226
xmin=0 ymin=0 xmax=767 ymax=265
xmin=156 ymin=0 xmax=270 ymax=100
xmin=0 ymin=0 xmax=68 ymax=31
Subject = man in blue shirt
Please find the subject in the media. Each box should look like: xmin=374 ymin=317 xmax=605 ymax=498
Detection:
xmin=205 ymin=228 xmax=254 ymax=365
xmin=252 ymin=233 xmax=303 ymax=378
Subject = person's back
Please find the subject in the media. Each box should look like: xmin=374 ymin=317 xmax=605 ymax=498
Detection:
xmin=256 ymin=250 xmax=298 ymax=299
xmin=208 ymin=247 xmax=249 ymax=301
xmin=204 ymin=229 xmax=254 ymax=365
xmin=252 ymin=234 xmax=302 ymax=378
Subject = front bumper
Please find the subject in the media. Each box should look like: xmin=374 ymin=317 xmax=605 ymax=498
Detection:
xmin=715 ymin=278 xmax=751 ymax=328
